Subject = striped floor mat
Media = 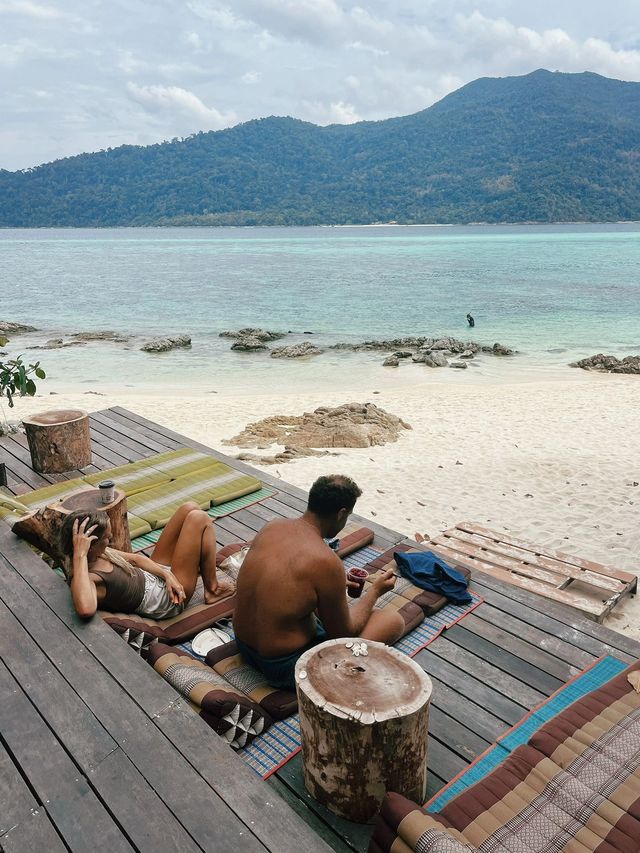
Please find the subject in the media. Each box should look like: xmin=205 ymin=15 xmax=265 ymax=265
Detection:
xmin=424 ymin=654 xmax=629 ymax=813
xmin=131 ymin=486 xmax=276 ymax=550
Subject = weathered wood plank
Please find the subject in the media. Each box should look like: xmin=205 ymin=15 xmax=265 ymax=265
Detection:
xmin=440 ymin=527 xmax=626 ymax=593
xmin=444 ymin=624 xmax=564 ymax=695
xmin=1 ymin=806 xmax=67 ymax=853
xmin=0 ymin=529 xmax=331 ymax=853
xmin=430 ymin=540 xmax=606 ymax=618
xmin=457 ymin=521 xmax=638 ymax=586
xmin=0 ymin=660 xmax=134 ymax=853
xmin=469 ymin=572 xmax=640 ymax=660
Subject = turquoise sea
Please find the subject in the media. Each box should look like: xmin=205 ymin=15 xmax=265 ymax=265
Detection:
xmin=1 ymin=223 xmax=639 ymax=393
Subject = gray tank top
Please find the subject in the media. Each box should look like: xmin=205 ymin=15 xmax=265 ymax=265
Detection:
xmin=91 ymin=548 xmax=145 ymax=613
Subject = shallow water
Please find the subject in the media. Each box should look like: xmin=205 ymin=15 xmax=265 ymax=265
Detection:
xmin=2 ymin=223 xmax=639 ymax=392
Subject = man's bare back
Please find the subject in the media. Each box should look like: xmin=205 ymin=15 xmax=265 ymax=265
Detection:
xmin=232 ymin=474 xmax=405 ymax=691
xmin=233 ymin=517 xmax=337 ymax=657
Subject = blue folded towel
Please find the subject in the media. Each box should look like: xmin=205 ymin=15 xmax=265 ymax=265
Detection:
xmin=393 ymin=550 xmax=472 ymax=605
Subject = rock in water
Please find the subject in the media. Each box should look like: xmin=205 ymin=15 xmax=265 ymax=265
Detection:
xmin=140 ymin=335 xmax=191 ymax=353
xmin=450 ymin=360 xmax=468 ymax=369
xmin=0 ymin=321 xmax=38 ymax=333
xmin=481 ymin=342 xmax=514 ymax=356
xmin=224 ymin=402 xmax=411 ymax=450
xmin=220 ymin=328 xmax=286 ymax=341
xmin=231 ymin=336 xmax=269 ymax=352
xmin=71 ymin=330 xmax=131 ymax=342
xmin=382 ymin=355 xmax=400 ymax=367
xmin=270 ymin=342 xmax=324 ymax=359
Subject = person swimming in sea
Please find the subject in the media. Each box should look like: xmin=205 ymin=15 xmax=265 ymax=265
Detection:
xmin=466 ymin=313 xmax=475 ymax=327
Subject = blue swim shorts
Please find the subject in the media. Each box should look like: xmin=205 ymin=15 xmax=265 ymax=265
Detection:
xmin=235 ymin=621 xmax=327 ymax=692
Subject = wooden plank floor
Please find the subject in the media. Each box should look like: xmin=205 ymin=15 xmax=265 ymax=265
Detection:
xmin=1 ymin=407 xmax=639 ymax=853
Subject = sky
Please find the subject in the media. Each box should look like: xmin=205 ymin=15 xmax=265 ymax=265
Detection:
xmin=1 ymin=0 xmax=640 ymax=171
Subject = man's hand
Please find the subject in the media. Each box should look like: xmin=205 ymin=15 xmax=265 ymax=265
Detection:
xmin=164 ymin=573 xmax=186 ymax=606
xmin=371 ymin=568 xmax=396 ymax=597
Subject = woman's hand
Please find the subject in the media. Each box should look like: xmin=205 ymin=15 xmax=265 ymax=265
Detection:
xmin=164 ymin=573 xmax=186 ymax=606
xmin=72 ymin=517 xmax=98 ymax=561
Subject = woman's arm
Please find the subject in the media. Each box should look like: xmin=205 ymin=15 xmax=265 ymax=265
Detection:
xmin=119 ymin=551 xmax=185 ymax=606
xmin=69 ymin=518 xmax=99 ymax=619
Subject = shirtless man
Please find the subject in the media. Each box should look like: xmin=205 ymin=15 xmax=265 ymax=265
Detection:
xmin=233 ymin=474 xmax=405 ymax=690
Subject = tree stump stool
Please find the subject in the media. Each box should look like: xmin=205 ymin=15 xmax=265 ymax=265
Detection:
xmin=23 ymin=409 xmax=92 ymax=474
xmin=56 ymin=488 xmax=131 ymax=552
xmin=296 ymin=638 xmax=432 ymax=823
xmin=12 ymin=488 xmax=131 ymax=563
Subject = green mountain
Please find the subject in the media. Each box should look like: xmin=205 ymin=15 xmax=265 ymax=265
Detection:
xmin=2 ymin=69 xmax=640 ymax=226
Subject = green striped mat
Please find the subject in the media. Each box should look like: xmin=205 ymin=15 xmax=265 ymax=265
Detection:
xmin=131 ymin=486 xmax=276 ymax=550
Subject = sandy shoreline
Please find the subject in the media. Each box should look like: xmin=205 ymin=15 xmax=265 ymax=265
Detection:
xmin=4 ymin=372 xmax=639 ymax=638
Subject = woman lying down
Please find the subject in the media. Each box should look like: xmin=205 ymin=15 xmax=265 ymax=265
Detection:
xmin=59 ymin=502 xmax=235 ymax=620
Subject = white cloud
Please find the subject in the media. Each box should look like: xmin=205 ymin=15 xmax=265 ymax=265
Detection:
xmin=0 ymin=0 xmax=66 ymax=19
xmin=302 ymin=98 xmax=361 ymax=124
xmin=125 ymin=82 xmax=237 ymax=129
xmin=241 ymin=70 xmax=261 ymax=84
xmin=455 ymin=11 xmax=640 ymax=80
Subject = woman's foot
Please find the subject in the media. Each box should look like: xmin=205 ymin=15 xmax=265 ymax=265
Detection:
xmin=414 ymin=532 xmax=428 ymax=543
xmin=203 ymin=578 xmax=236 ymax=604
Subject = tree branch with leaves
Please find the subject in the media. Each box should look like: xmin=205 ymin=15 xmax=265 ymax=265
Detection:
xmin=0 ymin=356 xmax=46 ymax=408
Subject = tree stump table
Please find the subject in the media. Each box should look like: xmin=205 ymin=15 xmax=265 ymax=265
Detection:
xmin=12 ymin=488 xmax=131 ymax=564
xmin=23 ymin=409 xmax=91 ymax=473
xmin=295 ymin=638 xmax=432 ymax=823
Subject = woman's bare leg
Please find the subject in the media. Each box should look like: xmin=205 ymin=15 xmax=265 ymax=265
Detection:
xmin=151 ymin=501 xmax=201 ymax=565
xmin=155 ymin=508 xmax=233 ymax=604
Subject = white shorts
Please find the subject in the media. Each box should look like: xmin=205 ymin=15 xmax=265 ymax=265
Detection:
xmin=136 ymin=568 xmax=185 ymax=620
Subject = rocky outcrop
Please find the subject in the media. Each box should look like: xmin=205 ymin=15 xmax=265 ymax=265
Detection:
xmin=220 ymin=328 xmax=286 ymax=342
xmin=141 ymin=335 xmax=191 ymax=353
xmin=450 ymin=360 xmax=468 ymax=369
xmin=71 ymin=330 xmax=131 ymax=342
xmin=382 ymin=355 xmax=400 ymax=367
xmin=481 ymin=342 xmax=514 ymax=356
xmin=570 ymin=353 xmax=640 ymax=374
xmin=231 ymin=336 xmax=269 ymax=352
xmin=270 ymin=342 xmax=323 ymax=359
xmin=0 ymin=321 xmax=37 ymax=333
xmin=236 ymin=446 xmax=339 ymax=465
xmin=412 ymin=351 xmax=447 ymax=367
xmin=394 ymin=351 xmax=413 ymax=359
xmin=459 ymin=350 xmax=475 ymax=359
xmin=27 ymin=338 xmax=87 ymax=350
xmin=224 ymin=402 xmax=411 ymax=450
xmin=0 ymin=335 xmax=9 ymax=348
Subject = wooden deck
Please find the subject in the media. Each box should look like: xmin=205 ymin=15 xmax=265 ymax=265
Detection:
xmin=1 ymin=406 xmax=639 ymax=853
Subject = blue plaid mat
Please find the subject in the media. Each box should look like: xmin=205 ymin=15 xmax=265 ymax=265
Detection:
xmin=425 ymin=654 xmax=629 ymax=813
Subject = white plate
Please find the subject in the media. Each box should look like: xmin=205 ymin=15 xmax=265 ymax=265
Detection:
xmin=191 ymin=627 xmax=231 ymax=656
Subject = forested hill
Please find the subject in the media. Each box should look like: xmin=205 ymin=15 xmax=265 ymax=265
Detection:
xmin=2 ymin=69 xmax=640 ymax=226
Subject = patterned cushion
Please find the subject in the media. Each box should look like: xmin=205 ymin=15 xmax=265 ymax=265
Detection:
xmin=83 ymin=460 xmax=171 ymax=496
xmin=100 ymin=595 xmax=236 ymax=658
xmin=361 ymin=544 xmax=470 ymax=617
xmin=127 ymin=464 xmax=262 ymax=528
xmin=334 ymin=523 xmax=375 ymax=558
xmin=371 ymin=661 xmax=640 ymax=853
xmin=19 ymin=479 xmax=93 ymax=508
xmin=205 ymin=641 xmax=298 ymax=721
xmin=149 ymin=644 xmax=271 ymax=749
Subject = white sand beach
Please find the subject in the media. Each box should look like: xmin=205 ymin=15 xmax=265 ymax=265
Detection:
xmin=5 ymin=371 xmax=640 ymax=638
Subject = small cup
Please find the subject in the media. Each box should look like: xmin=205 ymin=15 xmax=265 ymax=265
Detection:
xmin=347 ymin=567 xmax=368 ymax=599
xmin=98 ymin=479 xmax=115 ymax=505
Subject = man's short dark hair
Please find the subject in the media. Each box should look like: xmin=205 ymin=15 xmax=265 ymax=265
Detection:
xmin=307 ymin=475 xmax=362 ymax=517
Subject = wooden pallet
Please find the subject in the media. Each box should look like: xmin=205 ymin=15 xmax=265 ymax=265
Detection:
xmin=429 ymin=522 xmax=637 ymax=623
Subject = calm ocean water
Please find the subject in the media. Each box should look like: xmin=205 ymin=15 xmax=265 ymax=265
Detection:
xmin=1 ymin=223 xmax=639 ymax=392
